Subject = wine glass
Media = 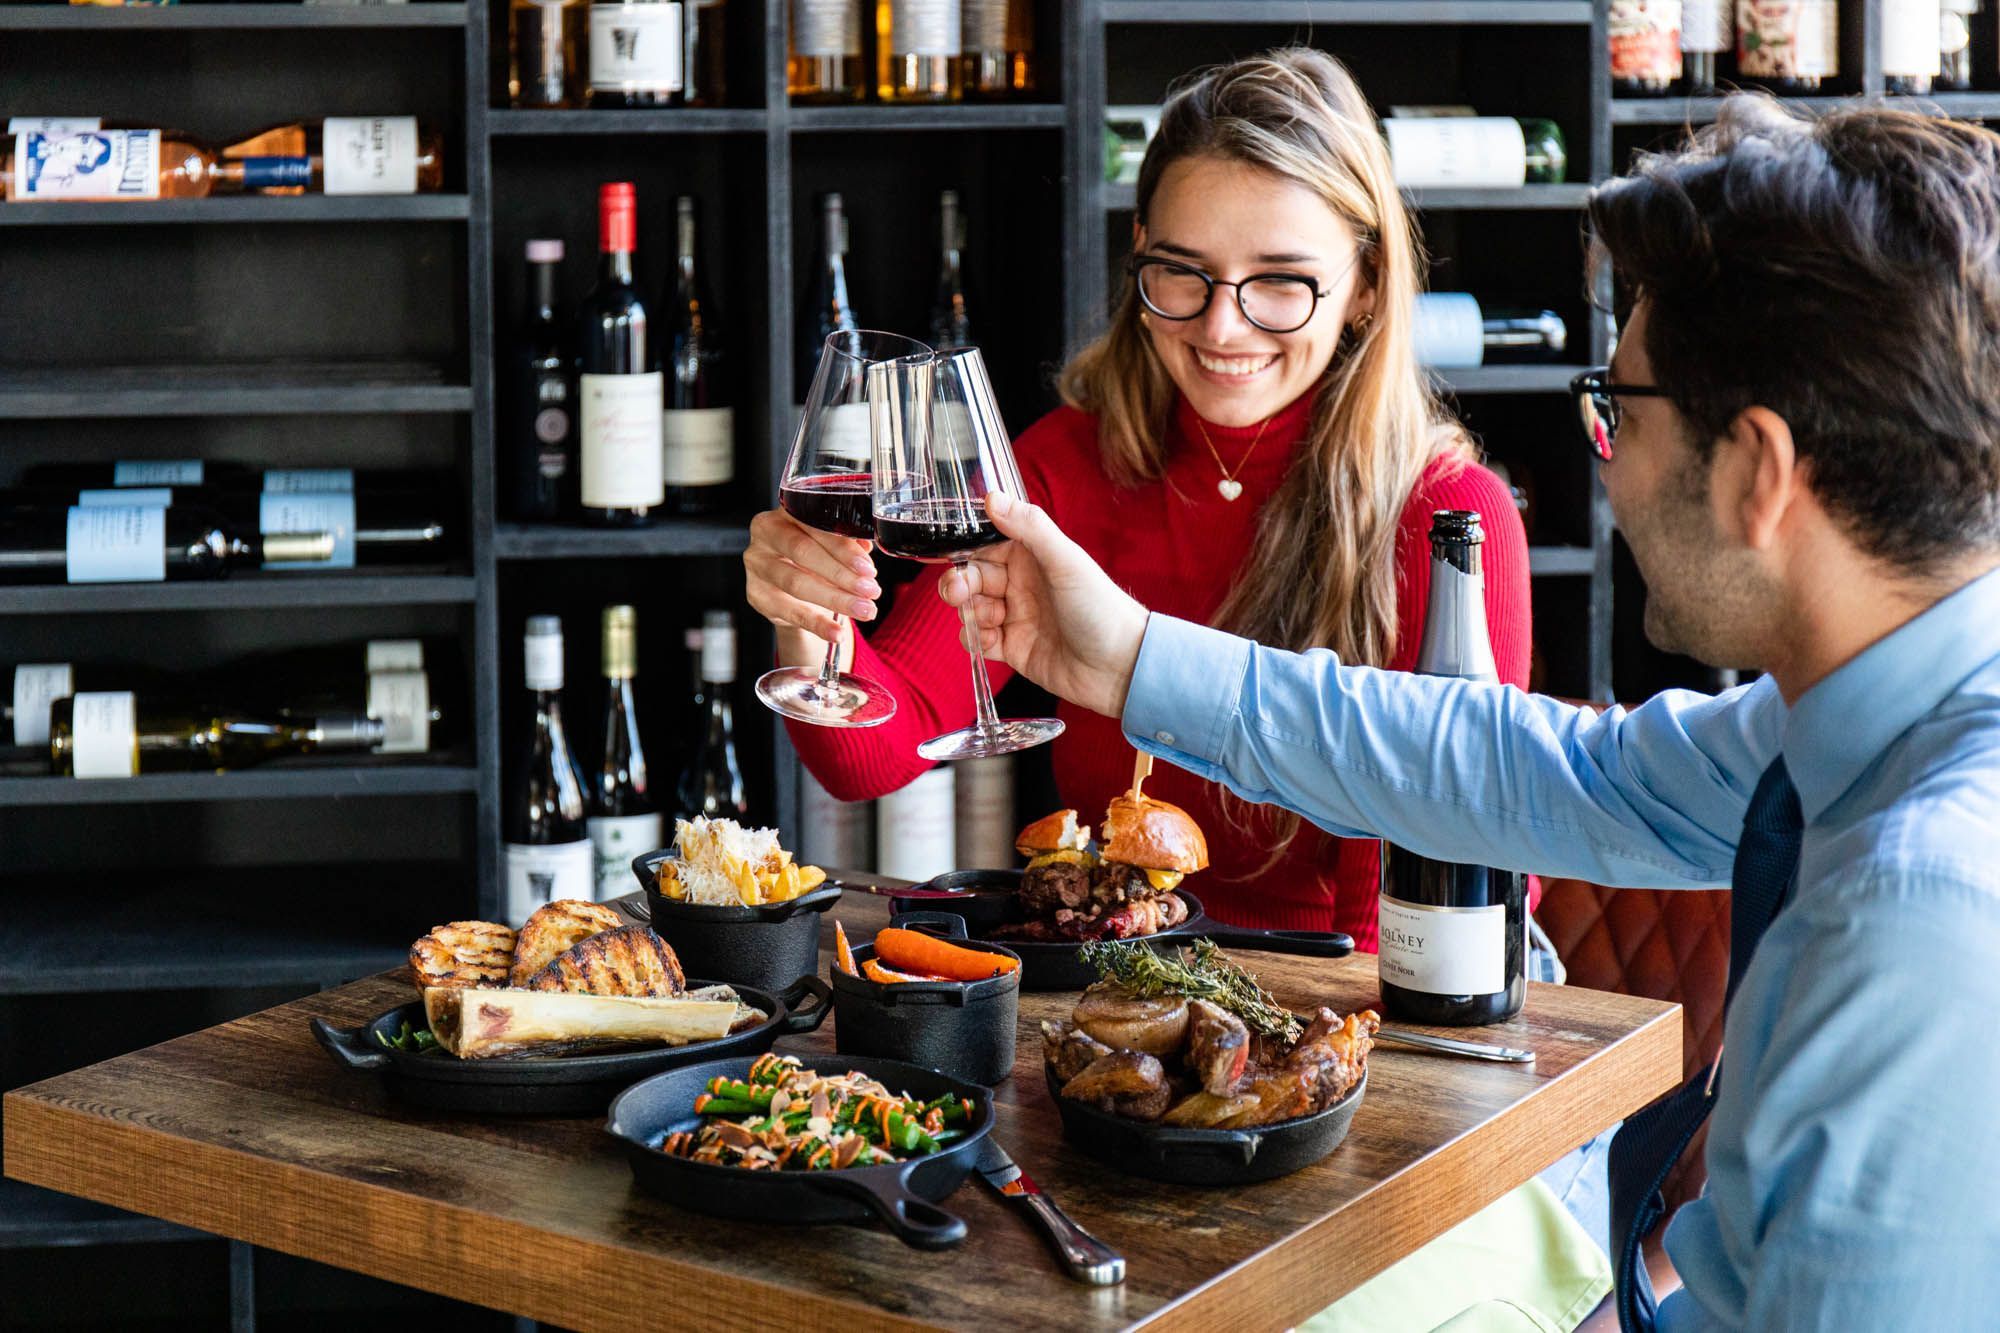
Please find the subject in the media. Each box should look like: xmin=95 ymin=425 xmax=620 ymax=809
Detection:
xmin=755 ymin=330 xmax=933 ymax=728
xmin=872 ymin=345 xmax=1064 ymax=761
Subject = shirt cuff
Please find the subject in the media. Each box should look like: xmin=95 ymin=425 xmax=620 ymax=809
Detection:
xmin=1121 ymin=614 xmax=1251 ymax=767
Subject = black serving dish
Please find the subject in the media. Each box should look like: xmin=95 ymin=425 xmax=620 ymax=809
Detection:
xmin=607 ymin=1052 xmax=995 ymax=1249
xmin=310 ymin=976 xmax=832 ymax=1116
xmin=831 ymin=911 xmax=1021 ymax=1085
xmin=1045 ymin=1064 xmax=1367 ymax=1186
xmin=630 ymin=848 xmax=842 ymax=993
xmin=889 ymin=869 xmax=1355 ymax=991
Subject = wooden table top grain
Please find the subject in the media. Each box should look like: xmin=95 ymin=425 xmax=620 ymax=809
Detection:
xmin=4 ymin=884 xmax=1679 ymax=1332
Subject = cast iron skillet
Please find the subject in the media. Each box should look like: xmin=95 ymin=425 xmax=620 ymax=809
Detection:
xmin=607 ymin=1052 xmax=995 ymax=1249
xmin=1045 ymin=1064 xmax=1368 ymax=1186
xmin=310 ymin=976 xmax=833 ymax=1116
xmin=630 ymin=849 xmax=842 ymax=993
xmin=888 ymin=869 xmax=1355 ymax=991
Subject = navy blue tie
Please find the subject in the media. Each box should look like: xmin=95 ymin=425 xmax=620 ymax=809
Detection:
xmin=1608 ymin=756 xmax=1803 ymax=1333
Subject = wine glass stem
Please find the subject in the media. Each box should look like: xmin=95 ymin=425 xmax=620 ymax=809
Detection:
xmin=816 ymin=613 xmax=847 ymax=691
xmin=954 ymin=561 xmax=1002 ymax=737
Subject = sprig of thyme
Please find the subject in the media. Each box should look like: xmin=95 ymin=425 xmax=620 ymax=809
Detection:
xmin=1079 ymin=938 xmax=1301 ymax=1041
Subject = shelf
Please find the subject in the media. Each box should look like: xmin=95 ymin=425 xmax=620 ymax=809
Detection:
xmin=0 ymin=1181 xmax=208 ymax=1251
xmin=494 ymin=519 xmax=751 ymax=560
xmin=0 ymin=3 xmax=467 ymax=29
xmin=1608 ymin=95 xmax=1860 ymax=126
xmin=1102 ymin=0 xmax=1592 ymax=23
xmin=0 ymin=196 xmax=471 ymax=227
xmin=1104 ymin=183 xmax=1593 ymax=211
xmin=1528 ymin=546 xmax=1596 ymax=576
xmin=489 ymin=109 xmax=767 ymax=136
xmin=0 ymin=362 xmax=472 ymax=419
xmin=0 ymin=763 xmax=479 ymax=808
xmin=1431 ymin=364 xmax=1588 ymax=394
xmin=790 ymin=105 xmax=1067 ymax=133
xmin=0 ymin=574 xmax=478 ymax=616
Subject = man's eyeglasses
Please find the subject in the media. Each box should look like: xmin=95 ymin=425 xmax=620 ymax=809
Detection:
xmin=1570 ymin=367 xmax=1674 ymax=462
xmin=1126 ymin=254 xmax=1345 ymax=334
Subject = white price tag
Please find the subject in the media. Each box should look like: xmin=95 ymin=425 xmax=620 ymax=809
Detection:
xmin=70 ymin=691 xmax=138 ymax=780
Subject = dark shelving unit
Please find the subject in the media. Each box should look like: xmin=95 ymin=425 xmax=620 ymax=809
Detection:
xmin=0 ymin=196 xmax=473 ymax=226
xmin=493 ymin=520 xmax=753 ymax=560
xmin=0 ymin=575 xmax=478 ymax=616
xmin=0 ymin=3 xmax=468 ymax=29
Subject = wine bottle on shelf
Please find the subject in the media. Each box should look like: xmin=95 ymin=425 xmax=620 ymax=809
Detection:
xmin=1609 ymin=0 xmax=1683 ymax=96
xmin=577 ymin=181 xmax=665 ymax=527
xmin=588 ymin=0 xmax=686 ymax=108
xmin=685 ymin=0 xmax=729 ymax=107
xmin=508 ymin=238 xmax=578 ymax=522
xmin=877 ymin=0 xmax=962 ymax=102
xmin=876 ymin=766 xmax=956 ymax=882
xmin=217 ymin=119 xmax=446 ymax=195
xmin=954 ymin=754 xmax=1014 ymax=869
xmin=510 ymin=0 xmax=588 ymax=108
xmin=1413 ymin=294 xmax=1568 ymax=368
xmin=929 ymin=188 xmax=973 ymax=351
xmin=4 ymin=129 xmax=234 ymax=202
xmin=1377 ymin=511 xmax=1528 ymax=1027
xmin=961 ymin=0 xmax=1034 ymax=99
xmin=1939 ymin=0 xmax=1983 ymax=90
xmin=1885 ymin=0 xmax=1944 ymax=93
xmin=1382 ymin=116 xmax=1567 ymax=189
xmin=1737 ymin=0 xmax=1838 ymax=92
xmin=1681 ymin=0 xmax=1731 ymax=94
xmin=804 ymin=191 xmax=861 ymax=393
xmin=799 ymin=766 xmax=874 ymax=871
xmin=589 ymin=605 xmax=663 ymax=901
xmin=236 ymin=638 xmax=449 ymax=757
xmin=665 ymin=195 xmax=734 ymax=515
xmin=676 ymin=610 xmax=748 ymax=822
xmin=788 ymin=0 xmax=867 ymax=102
xmin=0 ymin=506 xmax=332 ymax=585
xmin=505 ymin=616 xmax=594 ymax=925
xmin=7 ymin=661 xmax=182 ymax=747
xmin=44 ymin=692 xmax=385 ymax=778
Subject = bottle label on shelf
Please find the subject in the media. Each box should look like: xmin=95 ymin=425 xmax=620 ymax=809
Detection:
xmin=12 ymin=664 xmax=74 ymax=747
xmin=322 ymin=117 xmax=420 ymax=196
xmin=260 ymin=492 xmax=357 ymax=570
xmin=1413 ymin=293 xmax=1486 ymax=369
xmin=504 ymin=840 xmax=597 ymax=926
xmin=77 ymin=488 xmax=172 ymax=508
xmin=954 ymin=754 xmax=1015 ymax=870
xmin=113 ymin=459 xmax=201 ymax=486
xmin=1883 ymin=0 xmax=1944 ymax=77
xmin=367 ymin=639 xmax=426 ymax=672
xmin=793 ymin=0 xmax=862 ymax=56
xmin=876 ymin=766 xmax=957 ymax=882
xmin=888 ymin=0 xmax=960 ymax=56
xmin=70 ymin=691 xmax=138 ymax=780
xmin=12 ymin=130 xmax=161 ymax=201
xmin=8 ymin=118 xmax=101 ymax=135
xmin=1682 ymin=0 xmax=1729 ymax=53
xmin=588 ymin=812 xmax=665 ymax=901
xmin=1609 ymin=0 xmax=1684 ymax=82
xmin=589 ymin=4 xmax=686 ymax=93
xmin=963 ymin=0 xmax=1008 ymax=49
xmin=1378 ymin=895 xmax=1505 ymax=996
xmin=817 ymin=399 xmax=873 ymax=464
xmin=367 ymin=668 xmax=431 ymax=754
xmin=580 ymin=372 xmax=667 ymax=508
xmin=265 ymin=468 xmax=356 ymax=493
xmin=1739 ymin=0 xmax=1837 ymax=78
xmin=65 ymin=506 xmax=165 ymax=584
xmin=525 ymin=633 xmax=565 ymax=692
xmin=1383 ymin=118 xmax=1528 ymax=190
xmin=238 ymin=157 xmax=316 ymax=190
xmin=662 ymin=406 xmax=735 ymax=485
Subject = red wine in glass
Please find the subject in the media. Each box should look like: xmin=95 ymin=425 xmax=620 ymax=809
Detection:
xmin=874 ymin=499 xmax=1003 ymax=563
xmin=779 ymin=472 xmax=874 ymax=539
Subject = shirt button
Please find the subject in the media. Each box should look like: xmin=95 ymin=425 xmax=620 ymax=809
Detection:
xmin=1155 ymin=730 xmax=1175 ymax=746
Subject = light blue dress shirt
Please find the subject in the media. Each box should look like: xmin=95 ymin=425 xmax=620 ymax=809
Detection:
xmin=1121 ymin=566 xmax=2000 ymax=1331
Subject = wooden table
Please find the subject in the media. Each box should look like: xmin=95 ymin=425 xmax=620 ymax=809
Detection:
xmin=5 ymin=888 xmax=1679 ymax=1332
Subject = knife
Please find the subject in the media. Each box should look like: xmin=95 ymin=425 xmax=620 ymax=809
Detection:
xmin=1374 ymin=1026 xmax=1536 ymax=1063
xmin=972 ymin=1138 xmax=1126 ymax=1285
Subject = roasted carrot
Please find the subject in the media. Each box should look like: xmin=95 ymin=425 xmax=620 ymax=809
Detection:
xmin=860 ymin=958 xmax=951 ymax=985
xmin=834 ymin=919 xmax=858 ymax=976
xmin=873 ymin=927 xmax=1019 ymax=981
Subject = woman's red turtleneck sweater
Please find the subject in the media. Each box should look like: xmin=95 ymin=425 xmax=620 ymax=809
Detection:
xmin=787 ymin=392 xmax=1534 ymax=952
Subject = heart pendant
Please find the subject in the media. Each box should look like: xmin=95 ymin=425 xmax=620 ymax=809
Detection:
xmin=1217 ymin=478 xmax=1244 ymax=501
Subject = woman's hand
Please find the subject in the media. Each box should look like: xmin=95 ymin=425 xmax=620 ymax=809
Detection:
xmin=743 ymin=508 xmax=882 ymax=665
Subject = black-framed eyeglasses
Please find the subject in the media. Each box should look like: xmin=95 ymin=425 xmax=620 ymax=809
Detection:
xmin=1126 ymin=254 xmax=1341 ymax=334
xmin=1570 ymin=366 xmax=1674 ymax=462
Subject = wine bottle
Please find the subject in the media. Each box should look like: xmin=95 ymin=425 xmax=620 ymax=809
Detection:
xmin=1383 ymin=116 xmax=1567 ymax=189
xmin=961 ymin=0 xmax=1034 ymax=99
xmin=1609 ymin=0 xmax=1683 ymax=95
xmin=5 ymin=129 xmax=235 ymax=202
xmin=505 ymin=616 xmax=594 ymax=925
xmin=588 ymin=605 xmax=663 ymax=901
xmin=804 ymin=191 xmax=861 ymax=392
xmin=685 ymin=0 xmax=729 ymax=106
xmin=1738 ymin=0 xmax=1838 ymax=92
xmin=1885 ymin=0 xmax=1944 ymax=93
xmin=577 ymin=181 xmax=665 ymax=527
xmin=788 ymin=0 xmax=866 ymax=103
xmin=236 ymin=638 xmax=449 ymax=756
xmin=508 ymin=239 xmax=578 ymax=521
xmin=1940 ymin=0 xmax=1982 ymax=90
xmin=665 ymin=195 xmax=734 ymax=515
xmin=1377 ymin=511 xmax=1528 ymax=1027
xmin=878 ymin=0 xmax=962 ymax=101
xmin=588 ymin=0 xmax=685 ymax=108
xmin=929 ymin=188 xmax=973 ymax=351
xmin=799 ymin=766 xmax=874 ymax=870
xmin=1413 ymin=294 xmax=1568 ymax=368
xmin=7 ymin=661 xmax=182 ymax=747
xmin=510 ymin=0 xmax=588 ymax=108
xmin=676 ymin=610 xmax=748 ymax=822
xmin=1681 ymin=0 xmax=1732 ymax=94
xmin=217 ymin=119 xmax=447 ymax=195
xmin=876 ymin=766 xmax=956 ymax=881
xmin=954 ymin=754 xmax=1014 ymax=869
xmin=0 ymin=506 xmax=332 ymax=584
xmin=45 ymin=692 xmax=384 ymax=778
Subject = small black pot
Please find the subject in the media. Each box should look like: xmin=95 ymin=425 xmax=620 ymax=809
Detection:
xmin=630 ymin=848 xmax=842 ymax=993
xmin=831 ymin=911 xmax=1021 ymax=1086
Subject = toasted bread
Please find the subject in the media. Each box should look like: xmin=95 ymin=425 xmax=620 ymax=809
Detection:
xmin=508 ymin=899 xmax=626 ymax=987
xmin=409 ymin=920 xmax=517 ymax=990
xmin=526 ymin=924 xmax=686 ymax=997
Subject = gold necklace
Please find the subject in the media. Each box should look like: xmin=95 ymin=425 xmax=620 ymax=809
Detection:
xmin=1193 ymin=416 xmax=1272 ymax=501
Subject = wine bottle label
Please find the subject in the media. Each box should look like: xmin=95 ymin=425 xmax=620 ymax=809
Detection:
xmin=367 ymin=668 xmax=430 ymax=754
xmin=1413 ymin=293 xmax=1486 ymax=369
xmin=321 ymin=117 xmax=420 ymax=196
xmin=1682 ymin=0 xmax=1729 ymax=52
xmin=818 ymin=400 xmax=874 ymax=464
xmin=12 ymin=130 xmax=160 ymax=201
xmin=1883 ymin=0 xmax=1943 ymax=76
xmin=887 ymin=0 xmax=959 ymax=55
xmin=793 ymin=0 xmax=863 ymax=56
xmin=503 ymin=840 xmax=596 ymax=926
xmin=265 ymin=468 xmax=355 ymax=493
xmin=588 ymin=812 xmax=664 ymax=901
xmin=1378 ymin=895 xmax=1505 ymax=996
xmin=589 ymin=4 xmax=686 ymax=93
xmin=701 ymin=625 xmax=737 ymax=684
xmin=580 ymin=372 xmax=667 ymax=508
xmin=963 ymin=0 xmax=1008 ymax=49
xmin=260 ymin=493 xmax=357 ymax=570
xmin=1739 ymin=0 xmax=1837 ymax=78
xmin=525 ymin=634 xmax=565 ymax=691
xmin=70 ymin=691 xmax=138 ymax=780
xmin=954 ymin=755 xmax=1015 ymax=870
xmin=65 ymin=506 xmax=165 ymax=584
xmin=662 ymin=406 xmax=735 ymax=486
xmin=1610 ymin=0 xmax=1684 ymax=81
xmin=237 ymin=157 xmax=316 ymax=190
xmin=1384 ymin=118 xmax=1528 ymax=189
xmin=535 ymin=401 xmax=572 ymax=449
xmin=12 ymin=664 xmax=73 ymax=747
xmin=799 ymin=767 xmax=873 ymax=869
xmin=876 ymin=766 xmax=957 ymax=882
xmin=8 ymin=118 xmax=101 ymax=135
xmin=114 ymin=460 xmax=201 ymax=486
xmin=367 ymin=639 xmax=426 ymax=672
xmin=77 ymin=488 xmax=171 ymax=508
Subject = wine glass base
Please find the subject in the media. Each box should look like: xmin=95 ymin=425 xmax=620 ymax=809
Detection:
xmin=755 ymin=667 xmax=898 ymax=728
xmin=916 ymin=716 xmax=1064 ymax=761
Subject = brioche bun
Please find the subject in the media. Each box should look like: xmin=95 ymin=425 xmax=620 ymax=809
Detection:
xmin=1017 ymin=808 xmax=1088 ymax=858
xmin=1100 ymin=794 xmax=1208 ymax=873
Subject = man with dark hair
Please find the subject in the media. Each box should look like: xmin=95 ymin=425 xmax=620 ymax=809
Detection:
xmin=943 ymin=96 xmax=2000 ymax=1328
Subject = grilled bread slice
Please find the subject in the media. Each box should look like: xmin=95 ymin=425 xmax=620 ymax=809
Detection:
xmin=526 ymin=924 xmax=686 ymax=997
xmin=508 ymin=899 xmax=626 ymax=987
xmin=410 ymin=920 xmax=517 ymax=990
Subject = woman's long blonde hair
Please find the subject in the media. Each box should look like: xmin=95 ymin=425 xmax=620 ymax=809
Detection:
xmin=1059 ymin=47 xmax=1468 ymax=862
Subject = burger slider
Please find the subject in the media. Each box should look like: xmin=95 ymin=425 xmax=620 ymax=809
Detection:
xmin=1005 ymin=796 xmax=1208 ymax=941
